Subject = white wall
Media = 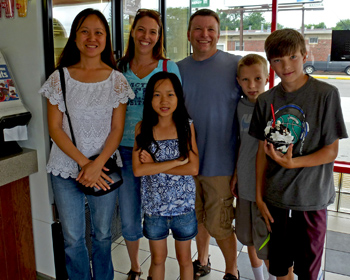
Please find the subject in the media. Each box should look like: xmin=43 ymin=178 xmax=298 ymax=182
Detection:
xmin=0 ymin=0 xmax=55 ymax=277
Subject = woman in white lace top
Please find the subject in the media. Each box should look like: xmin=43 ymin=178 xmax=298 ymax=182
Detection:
xmin=39 ymin=9 xmax=134 ymax=280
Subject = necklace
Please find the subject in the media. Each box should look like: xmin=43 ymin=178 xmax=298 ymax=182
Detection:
xmin=132 ymin=60 xmax=158 ymax=77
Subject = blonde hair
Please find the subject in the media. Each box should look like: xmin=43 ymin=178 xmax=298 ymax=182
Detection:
xmin=237 ymin=54 xmax=269 ymax=77
xmin=265 ymin=29 xmax=306 ymax=62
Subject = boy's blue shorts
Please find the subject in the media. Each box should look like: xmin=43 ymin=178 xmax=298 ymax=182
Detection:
xmin=267 ymin=204 xmax=327 ymax=279
xmin=143 ymin=210 xmax=198 ymax=241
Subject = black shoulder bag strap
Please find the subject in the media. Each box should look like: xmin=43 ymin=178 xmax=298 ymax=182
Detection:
xmin=58 ymin=67 xmax=77 ymax=147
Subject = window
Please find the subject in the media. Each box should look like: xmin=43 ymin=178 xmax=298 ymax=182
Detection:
xmin=166 ymin=0 xmax=190 ymax=61
xmin=217 ymin=43 xmax=225 ymax=51
xmin=235 ymin=41 xmax=244 ymax=51
xmin=309 ymin=37 xmax=318 ymax=44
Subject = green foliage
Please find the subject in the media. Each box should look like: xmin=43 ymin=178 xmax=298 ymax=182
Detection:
xmin=333 ymin=19 xmax=350 ymax=30
xmin=263 ymin=22 xmax=284 ymax=30
xmin=243 ymin=12 xmax=266 ymax=30
xmin=123 ymin=14 xmax=132 ymax=53
xmin=218 ymin=11 xmax=284 ymax=31
xmin=218 ymin=11 xmax=240 ymax=30
xmin=277 ymin=23 xmax=284 ymax=30
xmin=166 ymin=7 xmax=190 ymax=61
xmin=304 ymin=22 xmax=326 ymax=29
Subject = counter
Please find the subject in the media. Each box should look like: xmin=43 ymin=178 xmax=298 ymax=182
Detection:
xmin=0 ymin=148 xmax=38 ymax=280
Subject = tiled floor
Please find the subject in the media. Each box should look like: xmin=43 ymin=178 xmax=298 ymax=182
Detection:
xmin=111 ymin=210 xmax=350 ymax=280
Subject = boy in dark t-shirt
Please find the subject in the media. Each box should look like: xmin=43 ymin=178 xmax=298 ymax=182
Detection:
xmin=249 ymin=29 xmax=348 ymax=279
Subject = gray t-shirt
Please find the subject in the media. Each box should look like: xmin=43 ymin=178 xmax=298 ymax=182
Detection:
xmin=249 ymin=76 xmax=348 ymax=211
xmin=177 ymin=50 xmax=241 ymax=176
xmin=237 ymin=97 xmax=258 ymax=202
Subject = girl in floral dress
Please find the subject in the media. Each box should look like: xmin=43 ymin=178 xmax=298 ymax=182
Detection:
xmin=132 ymin=71 xmax=199 ymax=280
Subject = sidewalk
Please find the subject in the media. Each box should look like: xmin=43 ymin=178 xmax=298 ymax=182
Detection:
xmin=311 ymin=73 xmax=350 ymax=80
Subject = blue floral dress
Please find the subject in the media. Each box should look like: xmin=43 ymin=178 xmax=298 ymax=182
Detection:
xmin=141 ymin=139 xmax=196 ymax=216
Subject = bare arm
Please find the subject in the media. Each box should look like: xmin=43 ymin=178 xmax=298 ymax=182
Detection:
xmin=256 ymin=140 xmax=274 ymax=232
xmin=133 ymin=149 xmax=188 ymax=176
xmin=230 ymin=168 xmax=238 ymax=197
xmin=162 ymin=123 xmax=199 ymax=176
xmin=132 ymin=122 xmax=197 ymax=177
xmin=264 ymin=139 xmax=339 ymax=169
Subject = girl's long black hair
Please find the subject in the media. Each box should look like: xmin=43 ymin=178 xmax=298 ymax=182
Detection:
xmin=136 ymin=72 xmax=193 ymax=159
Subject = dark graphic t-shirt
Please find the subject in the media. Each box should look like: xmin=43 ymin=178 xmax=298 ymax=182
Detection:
xmin=249 ymin=76 xmax=348 ymax=211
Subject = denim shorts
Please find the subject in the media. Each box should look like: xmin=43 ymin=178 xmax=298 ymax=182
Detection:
xmin=143 ymin=210 xmax=198 ymax=241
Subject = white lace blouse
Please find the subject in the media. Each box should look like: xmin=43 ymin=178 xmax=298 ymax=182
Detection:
xmin=39 ymin=67 xmax=135 ymax=179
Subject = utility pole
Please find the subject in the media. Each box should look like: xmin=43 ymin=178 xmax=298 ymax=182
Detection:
xmin=240 ymin=7 xmax=243 ymax=50
xmin=269 ymin=0 xmax=278 ymax=88
xmin=301 ymin=6 xmax=305 ymax=36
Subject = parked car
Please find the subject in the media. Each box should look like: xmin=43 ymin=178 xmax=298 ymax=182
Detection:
xmin=304 ymin=55 xmax=350 ymax=75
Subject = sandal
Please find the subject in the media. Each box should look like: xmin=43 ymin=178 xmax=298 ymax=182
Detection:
xmin=223 ymin=270 xmax=240 ymax=280
xmin=127 ymin=269 xmax=142 ymax=280
xmin=193 ymin=258 xmax=211 ymax=279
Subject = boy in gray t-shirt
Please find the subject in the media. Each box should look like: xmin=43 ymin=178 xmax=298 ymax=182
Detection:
xmin=249 ymin=29 xmax=348 ymax=279
xmin=234 ymin=54 xmax=275 ymax=280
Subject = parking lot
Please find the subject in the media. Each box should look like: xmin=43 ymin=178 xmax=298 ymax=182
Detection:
xmin=308 ymin=74 xmax=350 ymax=162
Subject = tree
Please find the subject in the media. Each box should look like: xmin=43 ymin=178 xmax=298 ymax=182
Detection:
xmin=218 ymin=11 xmax=240 ymax=30
xmin=304 ymin=22 xmax=326 ymax=29
xmin=219 ymin=11 xmax=267 ymax=30
xmin=166 ymin=7 xmax=190 ymax=61
xmin=333 ymin=19 xmax=350 ymax=30
xmin=218 ymin=11 xmax=283 ymax=31
xmin=243 ymin=12 xmax=266 ymax=30
xmin=263 ymin=22 xmax=284 ymax=30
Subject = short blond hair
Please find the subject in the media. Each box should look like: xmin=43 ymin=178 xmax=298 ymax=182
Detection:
xmin=237 ymin=54 xmax=269 ymax=77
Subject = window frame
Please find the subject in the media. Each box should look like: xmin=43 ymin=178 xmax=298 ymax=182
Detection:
xmin=235 ymin=41 xmax=244 ymax=51
xmin=309 ymin=36 xmax=319 ymax=44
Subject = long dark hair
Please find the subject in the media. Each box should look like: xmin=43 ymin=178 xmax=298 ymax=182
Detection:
xmin=136 ymin=72 xmax=192 ymax=159
xmin=56 ymin=8 xmax=116 ymax=69
xmin=117 ymin=9 xmax=166 ymax=73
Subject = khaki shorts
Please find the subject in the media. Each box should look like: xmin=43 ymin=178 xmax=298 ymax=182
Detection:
xmin=194 ymin=175 xmax=235 ymax=240
xmin=235 ymin=198 xmax=270 ymax=260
